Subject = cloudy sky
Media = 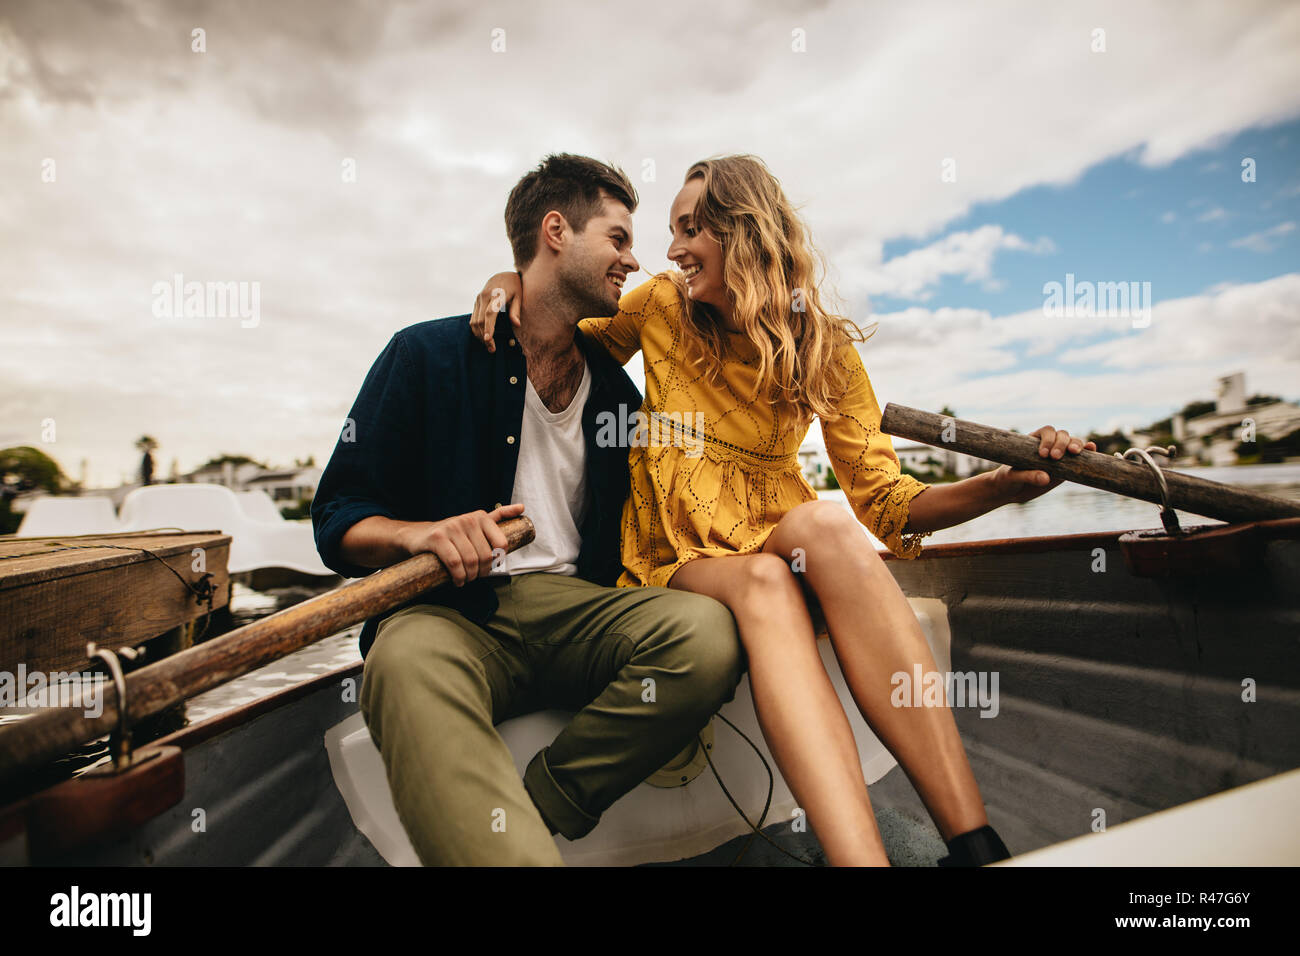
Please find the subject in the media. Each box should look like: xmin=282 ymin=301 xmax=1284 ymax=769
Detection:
xmin=2 ymin=0 xmax=1298 ymax=488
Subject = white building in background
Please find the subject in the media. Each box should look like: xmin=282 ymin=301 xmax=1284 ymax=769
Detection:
xmin=188 ymin=460 xmax=265 ymax=490
xmin=184 ymin=462 xmax=322 ymax=500
xmin=244 ymin=467 xmax=323 ymax=502
xmin=1173 ymin=372 xmax=1300 ymax=465
xmin=894 ymin=443 xmax=996 ymax=479
xmin=800 ymin=434 xmax=996 ymax=488
xmin=799 ymin=441 xmax=833 ymax=488
xmin=11 ymin=460 xmax=321 ymax=516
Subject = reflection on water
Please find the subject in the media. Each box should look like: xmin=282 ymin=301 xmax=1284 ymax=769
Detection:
xmin=185 ymin=585 xmax=362 ymax=725
xmin=820 ymin=462 xmax=1300 ymax=547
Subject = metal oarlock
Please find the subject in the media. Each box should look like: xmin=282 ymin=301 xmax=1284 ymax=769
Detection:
xmin=86 ymin=642 xmax=145 ymax=771
xmin=1116 ymin=445 xmax=1182 ymax=536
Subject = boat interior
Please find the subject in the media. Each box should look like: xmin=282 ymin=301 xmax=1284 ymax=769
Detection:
xmin=4 ymin=517 xmax=1296 ymax=866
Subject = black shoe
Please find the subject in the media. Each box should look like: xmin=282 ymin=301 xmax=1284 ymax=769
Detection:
xmin=937 ymin=825 xmax=1011 ymax=867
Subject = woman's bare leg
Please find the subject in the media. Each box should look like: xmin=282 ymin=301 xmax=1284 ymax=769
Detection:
xmin=671 ymin=553 xmax=889 ymax=865
xmin=762 ymin=500 xmax=989 ymax=841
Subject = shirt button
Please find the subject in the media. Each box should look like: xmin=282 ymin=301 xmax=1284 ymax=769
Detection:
xmin=509 ymin=376 xmax=518 ymax=384
xmin=506 ymin=435 xmax=515 ymax=444
xmin=494 ymin=502 xmax=503 ymax=509
xmin=508 ymin=338 xmax=516 ymax=347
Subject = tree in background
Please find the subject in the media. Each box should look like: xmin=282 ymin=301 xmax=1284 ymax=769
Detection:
xmin=1085 ymin=430 xmax=1131 ymax=456
xmin=1236 ymin=427 xmax=1300 ymax=464
xmin=0 ymin=446 xmax=72 ymax=534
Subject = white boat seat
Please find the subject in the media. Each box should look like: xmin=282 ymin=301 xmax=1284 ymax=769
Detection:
xmin=235 ymin=490 xmax=287 ymax=524
xmin=324 ymin=597 xmax=952 ymax=866
xmin=117 ymin=484 xmax=332 ymax=576
xmin=15 ymin=495 xmax=121 ymax=537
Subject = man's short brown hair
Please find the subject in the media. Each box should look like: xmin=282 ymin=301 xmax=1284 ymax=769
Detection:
xmin=505 ymin=154 xmax=639 ymax=269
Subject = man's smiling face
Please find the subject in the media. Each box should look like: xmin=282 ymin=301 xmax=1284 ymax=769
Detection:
xmin=556 ymin=191 xmax=640 ymax=316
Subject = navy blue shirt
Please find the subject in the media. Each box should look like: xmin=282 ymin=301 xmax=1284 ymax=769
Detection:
xmin=311 ymin=313 xmax=642 ymax=658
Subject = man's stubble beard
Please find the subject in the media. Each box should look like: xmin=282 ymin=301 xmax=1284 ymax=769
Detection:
xmin=556 ymin=246 xmax=620 ymax=319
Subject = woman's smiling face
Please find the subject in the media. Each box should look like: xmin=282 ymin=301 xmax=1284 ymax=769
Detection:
xmin=666 ymin=176 xmax=729 ymax=318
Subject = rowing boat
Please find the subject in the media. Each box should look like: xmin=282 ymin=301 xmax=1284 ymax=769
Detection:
xmin=2 ymin=409 xmax=1298 ymax=866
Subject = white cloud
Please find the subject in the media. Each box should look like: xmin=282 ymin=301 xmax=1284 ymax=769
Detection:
xmin=1229 ymin=221 xmax=1296 ymax=252
xmin=2 ymin=0 xmax=1300 ymax=485
xmin=846 ymin=225 xmax=1055 ymax=302
xmin=1197 ymin=206 xmax=1229 ymax=222
xmin=850 ymin=273 xmax=1300 ymax=437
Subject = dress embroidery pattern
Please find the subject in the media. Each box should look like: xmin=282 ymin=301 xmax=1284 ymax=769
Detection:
xmin=579 ymin=274 xmax=933 ymax=593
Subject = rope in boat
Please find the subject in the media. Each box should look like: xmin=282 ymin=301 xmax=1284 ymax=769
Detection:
xmin=700 ymin=711 xmax=822 ymax=866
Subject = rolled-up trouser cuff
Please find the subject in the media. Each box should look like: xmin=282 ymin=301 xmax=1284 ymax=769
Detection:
xmin=523 ymin=747 xmax=600 ymax=840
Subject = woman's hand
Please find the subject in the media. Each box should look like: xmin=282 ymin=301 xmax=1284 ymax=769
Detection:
xmin=469 ymin=271 xmax=523 ymax=354
xmin=992 ymin=426 xmax=1097 ymax=504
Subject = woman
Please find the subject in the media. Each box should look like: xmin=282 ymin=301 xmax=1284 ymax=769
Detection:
xmin=469 ymin=155 xmax=1094 ymax=866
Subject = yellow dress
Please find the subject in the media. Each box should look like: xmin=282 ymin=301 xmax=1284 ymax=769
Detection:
xmin=579 ymin=273 xmax=932 ymax=594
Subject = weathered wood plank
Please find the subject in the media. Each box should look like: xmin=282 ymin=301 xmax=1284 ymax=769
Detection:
xmin=0 ymin=531 xmax=230 ymax=675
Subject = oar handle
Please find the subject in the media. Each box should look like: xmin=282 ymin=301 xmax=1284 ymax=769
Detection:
xmin=0 ymin=516 xmax=536 ymax=789
xmin=879 ymin=404 xmax=1300 ymax=524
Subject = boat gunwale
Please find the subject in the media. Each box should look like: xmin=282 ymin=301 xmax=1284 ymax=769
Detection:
xmin=878 ymin=516 xmax=1300 ymax=561
xmin=0 ymin=530 xmax=233 ymax=589
xmin=154 ymin=659 xmax=363 ymax=753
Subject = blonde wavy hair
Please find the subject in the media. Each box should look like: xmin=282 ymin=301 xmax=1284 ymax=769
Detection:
xmin=666 ymin=155 xmax=874 ymax=421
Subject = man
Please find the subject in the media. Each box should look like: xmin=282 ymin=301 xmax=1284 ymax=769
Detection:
xmin=312 ymin=154 xmax=745 ymax=866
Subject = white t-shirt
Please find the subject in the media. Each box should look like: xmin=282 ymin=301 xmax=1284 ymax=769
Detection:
xmin=491 ymin=360 xmax=592 ymax=576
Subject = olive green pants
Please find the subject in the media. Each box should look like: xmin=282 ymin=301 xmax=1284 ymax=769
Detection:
xmin=360 ymin=571 xmax=744 ymax=866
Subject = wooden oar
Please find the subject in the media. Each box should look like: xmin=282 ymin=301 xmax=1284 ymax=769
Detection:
xmin=880 ymin=404 xmax=1300 ymax=523
xmin=0 ymin=516 xmax=535 ymax=788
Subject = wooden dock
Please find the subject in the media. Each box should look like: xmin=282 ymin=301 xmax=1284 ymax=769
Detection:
xmin=0 ymin=530 xmax=231 ymax=676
